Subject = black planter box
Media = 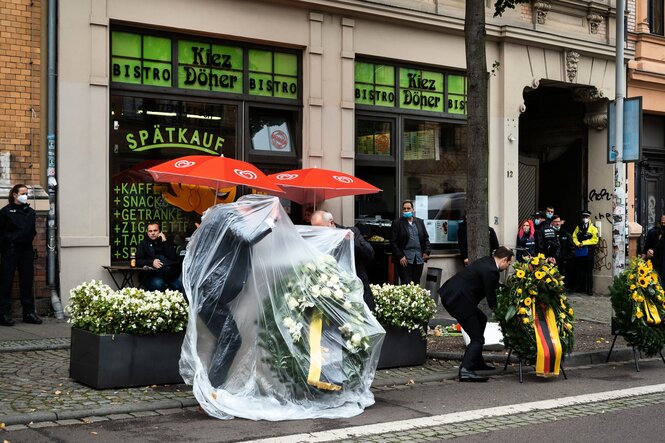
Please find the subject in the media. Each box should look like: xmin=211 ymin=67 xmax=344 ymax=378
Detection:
xmin=69 ymin=328 xmax=185 ymax=389
xmin=377 ymin=325 xmax=427 ymax=369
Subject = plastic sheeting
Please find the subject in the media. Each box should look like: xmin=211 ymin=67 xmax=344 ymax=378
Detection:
xmin=180 ymin=195 xmax=385 ymax=420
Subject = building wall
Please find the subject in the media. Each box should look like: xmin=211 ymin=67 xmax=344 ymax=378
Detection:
xmin=57 ymin=0 xmax=621 ymax=302
xmin=0 ymin=0 xmax=49 ymax=308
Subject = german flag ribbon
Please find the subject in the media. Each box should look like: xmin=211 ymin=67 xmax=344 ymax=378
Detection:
xmin=533 ymin=303 xmax=562 ymax=377
xmin=643 ymin=299 xmax=661 ymax=325
xmin=307 ymin=310 xmax=342 ymax=391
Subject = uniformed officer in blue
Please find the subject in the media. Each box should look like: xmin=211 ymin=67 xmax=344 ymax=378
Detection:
xmin=0 ymin=184 xmax=42 ymax=326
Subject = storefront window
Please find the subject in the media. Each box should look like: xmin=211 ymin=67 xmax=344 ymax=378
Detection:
xmin=109 ymin=95 xmax=238 ymax=262
xmin=402 ymin=120 xmax=467 ymax=245
xmin=248 ymin=106 xmax=297 ymax=156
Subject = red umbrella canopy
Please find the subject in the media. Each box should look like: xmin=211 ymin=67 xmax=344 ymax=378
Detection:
xmin=146 ymin=155 xmax=283 ymax=194
xmin=268 ymin=167 xmax=381 ymax=205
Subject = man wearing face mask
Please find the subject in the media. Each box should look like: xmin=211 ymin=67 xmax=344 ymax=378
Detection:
xmin=0 ymin=184 xmax=42 ymax=326
xmin=391 ymin=200 xmax=431 ymax=285
xmin=642 ymin=213 xmax=665 ymax=280
xmin=532 ymin=211 xmax=547 ymax=254
xmin=572 ymin=210 xmax=599 ymax=295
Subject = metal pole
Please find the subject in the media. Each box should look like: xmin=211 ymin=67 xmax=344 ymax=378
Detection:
xmin=47 ymin=0 xmax=63 ymax=318
xmin=612 ymin=0 xmax=627 ymax=278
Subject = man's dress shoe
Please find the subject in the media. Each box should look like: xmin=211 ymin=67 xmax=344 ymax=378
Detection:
xmin=471 ymin=362 xmax=496 ymax=371
xmin=23 ymin=313 xmax=42 ymax=324
xmin=0 ymin=314 xmax=15 ymax=326
xmin=459 ymin=367 xmax=489 ymax=382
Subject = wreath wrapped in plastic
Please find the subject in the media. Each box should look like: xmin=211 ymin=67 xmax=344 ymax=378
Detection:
xmin=495 ymin=254 xmax=574 ymax=363
xmin=609 ymin=257 xmax=665 ymax=357
xmin=259 ymin=254 xmax=380 ymax=399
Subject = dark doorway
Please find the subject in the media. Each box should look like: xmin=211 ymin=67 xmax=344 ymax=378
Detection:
xmin=519 ymin=85 xmax=588 ymax=225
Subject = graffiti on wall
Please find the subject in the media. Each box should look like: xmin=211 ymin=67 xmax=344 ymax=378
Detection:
xmin=593 ymin=237 xmax=611 ymax=272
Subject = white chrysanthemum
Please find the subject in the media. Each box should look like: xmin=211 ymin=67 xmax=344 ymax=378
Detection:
xmin=287 ymin=297 xmax=299 ymax=310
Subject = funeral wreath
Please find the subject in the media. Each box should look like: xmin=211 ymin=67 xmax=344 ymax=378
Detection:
xmin=495 ymin=254 xmax=575 ymax=362
xmin=609 ymin=257 xmax=665 ymax=356
xmin=259 ymin=255 xmax=381 ymax=397
xmin=66 ymin=280 xmax=188 ymax=335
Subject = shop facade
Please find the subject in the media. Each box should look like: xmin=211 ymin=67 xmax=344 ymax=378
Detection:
xmin=57 ymin=0 xmax=621 ymax=303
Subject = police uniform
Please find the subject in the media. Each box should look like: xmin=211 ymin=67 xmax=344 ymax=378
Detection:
xmin=0 ymin=200 xmax=38 ymax=324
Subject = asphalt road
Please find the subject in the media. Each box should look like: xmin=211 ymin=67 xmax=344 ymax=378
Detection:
xmin=5 ymin=357 xmax=665 ymax=442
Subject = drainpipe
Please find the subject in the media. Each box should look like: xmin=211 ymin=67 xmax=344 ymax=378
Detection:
xmin=47 ymin=0 xmax=63 ymax=319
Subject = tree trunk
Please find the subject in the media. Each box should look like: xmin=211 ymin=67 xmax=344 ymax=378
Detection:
xmin=464 ymin=0 xmax=490 ymax=263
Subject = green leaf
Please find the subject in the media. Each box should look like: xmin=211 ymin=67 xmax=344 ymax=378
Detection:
xmin=504 ymin=305 xmax=516 ymax=322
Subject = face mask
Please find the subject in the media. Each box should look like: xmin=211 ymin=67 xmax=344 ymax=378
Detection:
xmin=582 ymin=217 xmax=590 ymax=224
xmin=16 ymin=194 xmax=28 ymax=204
xmin=523 ymin=227 xmax=530 ymax=233
xmin=546 ymin=213 xmax=553 ymax=219
xmin=553 ymin=225 xmax=560 ymax=231
xmin=402 ymin=212 xmax=413 ymax=219
xmin=534 ymin=219 xmax=541 ymax=226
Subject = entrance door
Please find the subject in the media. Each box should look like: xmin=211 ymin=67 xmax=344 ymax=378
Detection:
xmin=638 ymin=161 xmax=665 ymax=232
xmin=518 ymin=156 xmax=539 ymax=223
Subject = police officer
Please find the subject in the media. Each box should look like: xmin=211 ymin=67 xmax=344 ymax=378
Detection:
xmin=572 ymin=210 xmax=599 ymax=295
xmin=0 ymin=184 xmax=42 ymax=326
xmin=551 ymin=215 xmax=574 ymax=284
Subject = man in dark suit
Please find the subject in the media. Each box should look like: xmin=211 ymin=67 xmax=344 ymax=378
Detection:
xmin=390 ymin=200 xmax=431 ymax=285
xmin=183 ymin=195 xmax=281 ymax=387
xmin=438 ymin=246 xmax=514 ymax=382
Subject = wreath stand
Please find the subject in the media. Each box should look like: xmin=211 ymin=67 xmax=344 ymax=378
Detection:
xmin=605 ymin=317 xmax=665 ymax=372
xmin=503 ymin=348 xmax=567 ymax=383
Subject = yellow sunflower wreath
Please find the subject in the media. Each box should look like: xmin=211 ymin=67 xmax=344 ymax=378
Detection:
xmin=609 ymin=257 xmax=665 ymax=356
xmin=496 ymin=254 xmax=575 ymax=367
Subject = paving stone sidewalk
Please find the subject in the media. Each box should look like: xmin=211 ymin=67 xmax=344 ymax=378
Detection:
xmin=0 ymin=293 xmax=627 ymax=428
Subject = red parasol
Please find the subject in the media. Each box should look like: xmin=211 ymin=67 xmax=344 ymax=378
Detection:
xmin=268 ymin=167 xmax=381 ymax=207
xmin=146 ymin=155 xmax=282 ymax=194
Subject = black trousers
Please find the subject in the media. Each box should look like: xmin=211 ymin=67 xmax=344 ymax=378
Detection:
xmin=574 ymin=258 xmax=594 ymax=293
xmin=0 ymin=245 xmax=35 ymax=316
xmin=200 ymin=302 xmax=241 ymax=387
xmin=396 ymin=261 xmax=424 ymax=285
xmin=458 ymin=308 xmax=488 ymax=370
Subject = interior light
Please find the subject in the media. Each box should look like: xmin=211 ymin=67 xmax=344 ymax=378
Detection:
xmin=146 ymin=111 xmax=177 ymax=117
xmin=186 ymin=113 xmax=221 ymax=120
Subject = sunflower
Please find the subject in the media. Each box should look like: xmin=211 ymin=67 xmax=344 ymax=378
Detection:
xmin=638 ymin=266 xmax=648 ymax=276
xmin=516 ymin=269 xmax=526 ymax=279
xmin=638 ymin=276 xmax=650 ymax=288
xmin=535 ymin=271 xmax=546 ymax=280
xmin=523 ymin=297 xmax=532 ymax=306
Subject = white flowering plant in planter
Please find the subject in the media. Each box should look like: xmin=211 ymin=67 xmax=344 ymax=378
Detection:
xmin=370 ymin=282 xmax=437 ymax=337
xmin=66 ymin=280 xmax=188 ymax=335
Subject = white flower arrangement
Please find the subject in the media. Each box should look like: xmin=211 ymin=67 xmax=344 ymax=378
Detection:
xmin=370 ymin=282 xmax=437 ymax=336
xmin=66 ymin=280 xmax=188 ymax=335
xmin=260 ymin=254 xmax=382 ymax=394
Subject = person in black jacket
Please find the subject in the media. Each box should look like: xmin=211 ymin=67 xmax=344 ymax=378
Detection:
xmin=311 ymin=210 xmax=376 ymax=309
xmin=457 ymin=217 xmax=500 ymax=266
xmin=390 ymin=200 xmax=431 ymax=285
xmin=184 ymin=195 xmax=281 ymax=387
xmin=135 ymin=221 xmax=183 ymax=293
xmin=643 ymin=213 xmax=665 ymax=280
xmin=438 ymin=246 xmax=513 ymax=382
xmin=0 ymin=184 xmax=41 ymax=326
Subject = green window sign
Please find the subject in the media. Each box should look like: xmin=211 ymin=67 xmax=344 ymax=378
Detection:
xmin=111 ymin=32 xmax=172 ymax=87
xmin=111 ymin=30 xmax=300 ymax=102
xmin=248 ymin=49 xmax=298 ymax=99
xmin=354 ymin=62 xmax=396 ymax=107
xmin=399 ymin=68 xmax=444 ymax=112
xmin=447 ymin=74 xmax=467 ymax=115
xmin=354 ymin=61 xmax=466 ymax=116
xmin=177 ymin=40 xmax=243 ymax=93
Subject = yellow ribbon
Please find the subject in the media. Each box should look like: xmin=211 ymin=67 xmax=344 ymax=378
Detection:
xmin=307 ymin=310 xmax=342 ymax=391
xmin=643 ymin=299 xmax=661 ymax=325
